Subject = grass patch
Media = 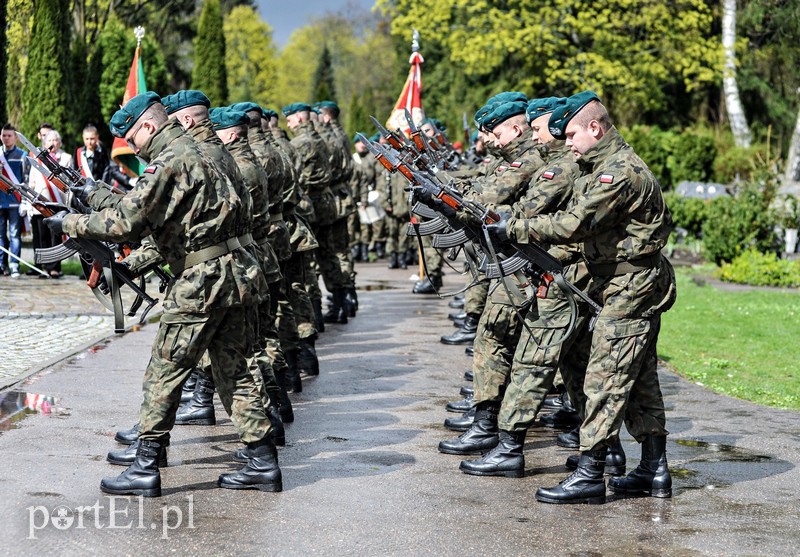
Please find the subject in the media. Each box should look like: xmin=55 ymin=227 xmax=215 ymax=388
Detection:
xmin=659 ymin=267 xmax=800 ymax=410
xmin=20 ymin=258 xmax=84 ymax=277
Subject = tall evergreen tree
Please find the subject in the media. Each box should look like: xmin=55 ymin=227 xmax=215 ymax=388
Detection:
xmin=21 ymin=0 xmax=70 ymax=139
xmin=192 ymin=0 xmax=228 ymax=106
xmin=312 ymin=46 xmax=336 ymax=103
xmin=0 ymin=0 xmax=8 ymax=124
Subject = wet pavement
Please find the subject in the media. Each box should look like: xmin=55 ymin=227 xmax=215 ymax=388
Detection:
xmin=0 ymin=261 xmax=799 ymax=556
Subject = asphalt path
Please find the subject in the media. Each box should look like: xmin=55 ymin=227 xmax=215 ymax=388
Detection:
xmin=0 ymin=262 xmax=798 ymax=556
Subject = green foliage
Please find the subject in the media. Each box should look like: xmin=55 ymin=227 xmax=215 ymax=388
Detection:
xmin=621 ymin=125 xmax=677 ymax=187
xmin=192 ymin=0 xmax=228 ymax=106
xmin=718 ymin=248 xmax=800 ymax=287
xmin=712 ymin=138 xmax=771 ymax=184
xmin=20 ymin=0 xmax=70 ymax=140
xmin=701 ymin=182 xmax=779 ymax=264
xmin=4 ymin=0 xmax=33 ymax=127
xmin=223 ymin=5 xmax=278 ymax=107
xmin=663 ymin=192 xmax=710 ymax=238
xmin=312 ymin=46 xmax=336 ymax=103
xmin=667 ymin=128 xmax=717 ymax=184
xmin=0 ymin=0 xmax=7 ymax=124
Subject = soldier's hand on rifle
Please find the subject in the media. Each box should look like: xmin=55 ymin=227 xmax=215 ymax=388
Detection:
xmin=408 ymin=186 xmax=433 ymax=205
xmin=43 ymin=211 xmax=69 ymax=236
xmin=485 ymin=212 xmax=511 ymax=243
xmin=70 ymin=177 xmax=98 ymax=205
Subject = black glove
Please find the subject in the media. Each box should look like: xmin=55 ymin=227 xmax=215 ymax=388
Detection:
xmin=43 ymin=211 xmax=69 ymax=236
xmin=485 ymin=212 xmax=511 ymax=243
xmin=408 ymin=186 xmax=433 ymax=206
xmin=70 ymin=177 xmax=98 ymax=205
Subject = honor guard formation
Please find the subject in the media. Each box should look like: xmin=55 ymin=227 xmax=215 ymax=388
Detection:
xmin=0 ymin=86 xmax=676 ymax=506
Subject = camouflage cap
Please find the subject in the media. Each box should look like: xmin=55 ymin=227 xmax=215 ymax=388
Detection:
xmin=161 ymin=90 xmax=210 ymax=115
xmin=209 ymin=107 xmax=250 ymax=131
xmin=525 ymin=97 xmax=565 ymax=124
xmin=282 ymin=103 xmax=311 ymax=117
xmin=109 ymin=91 xmax=161 ymax=138
xmin=314 ymin=100 xmax=340 ymax=116
xmin=548 ymin=90 xmax=601 ymax=140
xmin=482 ymin=100 xmax=528 ymax=133
xmin=486 ymin=91 xmax=528 ymax=106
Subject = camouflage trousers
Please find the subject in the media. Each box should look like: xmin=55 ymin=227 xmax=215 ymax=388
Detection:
xmin=385 ymin=214 xmax=410 ymax=255
xmin=283 ymin=250 xmax=317 ymax=339
xmin=314 ymin=222 xmax=348 ymax=291
xmin=498 ymin=262 xmax=593 ymax=432
xmin=364 ymin=219 xmax=386 ymax=250
xmin=348 ymin=212 xmax=361 ymax=247
xmin=139 ymin=306 xmax=272 ymax=445
xmin=579 ymin=314 xmax=667 ymax=451
xmin=330 ymin=217 xmax=355 ymax=287
xmin=420 ymin=235 xmax=444 ymax=279
xmin=464 ymin=279 xmax=489 ymax=317
xmin=472 ymin=286 xmax=526 ymax=405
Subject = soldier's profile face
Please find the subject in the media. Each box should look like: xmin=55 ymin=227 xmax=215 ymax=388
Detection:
xmin=564 ymin=119 xmax=599 ymax=159
xmin=491 ymin=121 xmax=521 ymax=147
xmin=530 ymin=113 xmax=554 ymax=145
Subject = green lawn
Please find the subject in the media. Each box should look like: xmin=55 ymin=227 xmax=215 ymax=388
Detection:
xmin=659 ymin=267 xmax=800 ymax=410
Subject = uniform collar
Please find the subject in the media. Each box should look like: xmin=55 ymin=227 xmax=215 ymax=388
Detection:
xmin=577 ymin=126 xmax=625 ymax=171
xmin=139 ymin=118 xmax=184 ymax=161
xmin=226 ymin=135 xmax=250 ymax=155
xmin=499 ymin=128 xmax=536 ymax=162
xmin=187 ymin=118 xmax=215 ymax=142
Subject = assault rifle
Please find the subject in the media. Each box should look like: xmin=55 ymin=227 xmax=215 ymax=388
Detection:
xmin=0 ymin=172 xmax=160 ymax=333
xmin=359 ymin=134 xmax=601 ymax=339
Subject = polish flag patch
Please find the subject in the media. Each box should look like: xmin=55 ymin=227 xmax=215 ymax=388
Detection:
xmin=144 ymin=165 xmax=158 ymax=174
xmin=496 ymin=166 xmax=507 ymax=172
xmin=542 ymin=170 xmax=555 ymax=180
xmin=510 ymin=161 xmax=523 ymax=168
xmin=599 ymin=174 xmax=615 ymax=184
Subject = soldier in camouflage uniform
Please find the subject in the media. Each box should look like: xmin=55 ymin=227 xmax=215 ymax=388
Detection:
xmin=264 ymin=109 xmax=321 ymax=381
xmin=378 ymin=137 xmax=412 ymax=270
xmin=45 ymin=92 xmax=282 ymax=497
xmin=436 ymin=98 xmax=547 ymax=457
xmin=489 ymin=91 xmax=677 ymax=504
xmin=315 ymin=101 xmax=358 ymax=317
xmin=350 ymin=134 xmax=377 ymax=262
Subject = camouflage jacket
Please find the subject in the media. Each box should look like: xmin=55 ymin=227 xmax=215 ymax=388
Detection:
xmin=188 ymin=119 xmax=253 ymax=236
xmin=246 ymin=125 xmax=283 ymax=218
xmin=226 ymin=137 xmax=281 ymax=282
xmin=507 ymin=127 xmax=672 ymax=265
xmin=290 ymin=121 xmax=332 ymax=197
xmin=66 ymin=118 xmax=267 ymax=313
xmin=270 ymin=127 xmax=301 ymax=210
xmin=351 ymin=151 xmax=376 ymax=205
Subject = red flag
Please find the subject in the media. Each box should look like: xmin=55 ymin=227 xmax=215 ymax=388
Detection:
xmin=385 ymin=48 xmax=425 ymax=136
xmin=110 ymin=40 xmax=147 ymax=177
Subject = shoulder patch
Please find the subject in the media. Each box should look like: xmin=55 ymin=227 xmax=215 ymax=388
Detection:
xmin=496 ymin=165 xmax=507 ymax=173
xmin=510 ymin=161 xmax=523 ymax=168
xmin=542 ymin=170 xmax=555 ymax=180
xmin=599 ymin=174 xmax=614 ymax=184
xmin=144 ymin=165 xmax=159 ymax=174
xmin=483 ymin=158 xmax=492 ymax=164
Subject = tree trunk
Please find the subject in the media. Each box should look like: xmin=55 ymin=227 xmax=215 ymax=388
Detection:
xmin=722 ymin=0 xmax=752 ymax=148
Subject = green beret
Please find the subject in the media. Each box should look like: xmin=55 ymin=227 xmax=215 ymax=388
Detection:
xmin=314 ymin=101 xmax=340 ymax=116
xmin=474 ymin=103 xmax=498 ymax=130
xmin=525 ymin=97 xmax=564 ymax=124
xmin=424 ymin=118 xmax=446 ymax=133
xmin=229 ymin=101 xmax=261 ymax=115
xmin=548 ymin=90 xmax=601 ymax=140
xmin=482 ymin=101 xmax=528 ymax=133
xmin=109 ymin=91 xmax=161 ymax=138
xmin=310 ymin=106 xmax=321 ymax=114
xmin=282 ymin=103 xmax=311 ymax=117
xmin=209 ymin=108 xmax=250 ymax=131
xmin=161 ymin=90 xmax=210 ymax=115
xmin=470 ymin=130 xmax=479 ymax=144
xmin=486 ymin=91 xmax=528 ymax=106
xmin=261 ymin=108 xmax=278 ymax=120
xmin=368 ymin=132 xmax=381 ymax=143
xmin=353 ymin=133 xmax=366 ymax=144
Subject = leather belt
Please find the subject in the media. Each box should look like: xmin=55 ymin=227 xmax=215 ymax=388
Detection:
xmin=586 ymin=253 xmax=661 ymax=276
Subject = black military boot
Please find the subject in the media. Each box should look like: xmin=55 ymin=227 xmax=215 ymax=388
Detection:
xmin=445 ymin=392 xmax=474 ymax=413
xmin=345 ymin=287 xmax=358 ymax=316
xmin=398 ymin=251 xmax=408 ymax=269
xmin=312 ymin=298 xmax=325 ymax=333
xmin=464 ymin=370 xmax=474 ymax=381
xmin=375 ymin=241 xmax=386 ymax=259
xmin=444 ymin=406 xmax=476 ymax=432
xmin=388 ymin=252 xmax=399 ymax=269
xmin=448 ymin=310 xmax=467 ymax=321
xmin=540 ymin=393 xmax=582 ymax=429
xmin=284 ymin=348 xmax=302 ymax=393
xmin=218 ymin=436 xmax=283 ymax=492
xmin=459 ymin=429 xmax=526 ymax=478
xmin=324 ymin=289 xmax=348 ymax=324
xmin=175 ymin=374 xmax=216 ymax=425
xmin=566 ymin=438 xmax=626 ymax=476
xmin=465 ymin=345 xmax=474 ymax=357
xmin=297 ymin=338 xmax=320 ymax=376
xmin=556 ymin=425 xmax=580 ymax=449
xmin=440 ymin=313 xmax=479 ymax=345
xmin=100 ymin=439 xmax=163 ymax=497
xmin=351 ymin=243 xmax=362 ymax=261
xmin=114 ymin=422 xmax=140 ymax=445
xmin=536 ymin=448 xmax=608 ymax=505
xmin=107 ymin=438 xmax=168 ymax=467
xmin=413 ymin=275 xmax=442 ymax=294
xmin=180 ymin=371 xmax=198 ymax=404
xmin=460 ymin=385 xmax=474 ymax=397
xmin=608 ymin=435 xmax=672 ymax=498
xmin=266 ymin=405 xmax=286 ymax=446
xmin=271 ymin=362 xmax=295 ymax=423
xmin=448 ymin=295 xmax=465 ymax=309
xmin=359 ymin=243 xmax=369 ymax=262
xmin=438 ymin=403 xmax=499 ymax=455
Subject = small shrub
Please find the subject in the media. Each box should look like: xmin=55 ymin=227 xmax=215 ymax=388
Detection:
xmin=663 ymin=192 xmax=710 ymax=238
xmin=622 ymin=125 xmax=677 ymax=188
xmin=667 ymin=128 xmax=717 ymax=184
xmin=718 ymin=248 xmax=800 ymax=287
